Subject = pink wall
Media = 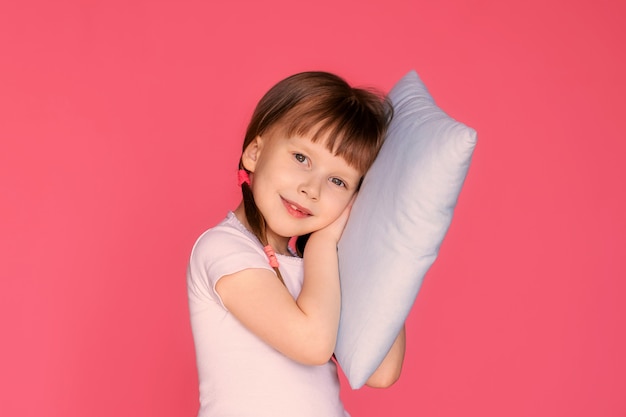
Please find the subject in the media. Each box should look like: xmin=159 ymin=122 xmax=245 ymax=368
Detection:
xmin=2 ymin=1 xmax=625 ymax=416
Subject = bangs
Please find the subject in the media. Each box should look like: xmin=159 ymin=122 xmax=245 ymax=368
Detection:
xmin=278 ymin=97 xmax=389 ymax=174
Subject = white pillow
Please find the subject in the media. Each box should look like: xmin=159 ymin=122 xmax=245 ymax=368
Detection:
xmin=336 ymin=70 xmax=477 ymax=388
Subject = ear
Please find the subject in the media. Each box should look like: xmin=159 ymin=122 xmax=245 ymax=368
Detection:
xmin=241 ymin=135 xmax=264 ymax=172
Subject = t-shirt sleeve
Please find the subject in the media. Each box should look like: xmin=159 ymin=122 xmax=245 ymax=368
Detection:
xmin=187 ymin=226 xmax=273 ymax=310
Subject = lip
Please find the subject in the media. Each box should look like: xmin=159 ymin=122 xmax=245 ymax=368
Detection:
xmin=281 ymin=197 xmax=312 ymax=218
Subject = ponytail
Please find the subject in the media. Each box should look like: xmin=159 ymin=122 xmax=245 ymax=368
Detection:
xmin=239 ymin=167 xmax=285 ymax=285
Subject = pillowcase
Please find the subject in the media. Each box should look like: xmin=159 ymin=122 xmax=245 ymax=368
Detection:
xmin=335 ymin=70 xmax=477 ymax=388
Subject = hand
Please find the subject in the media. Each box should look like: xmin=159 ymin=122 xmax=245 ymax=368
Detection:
xmin=312 ymin=194 xmax=357 ymax=244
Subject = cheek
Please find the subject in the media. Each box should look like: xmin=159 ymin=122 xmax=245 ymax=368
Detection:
xmin=327 ymin=193 xmax=353 ymax=215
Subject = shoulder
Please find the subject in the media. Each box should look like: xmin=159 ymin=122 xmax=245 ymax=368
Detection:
xmin=189 ymin=212 xmax=273 ymax=276
xmin=192 ymin=213 xmax=257 ymax=255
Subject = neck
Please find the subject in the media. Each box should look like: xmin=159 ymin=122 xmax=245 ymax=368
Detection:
xmin=233 ymin=202 xmax=291 ymax=255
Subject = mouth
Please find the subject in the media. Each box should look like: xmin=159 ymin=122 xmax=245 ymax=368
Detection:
xmin=281 ymin=198 xmax=312 ymax=218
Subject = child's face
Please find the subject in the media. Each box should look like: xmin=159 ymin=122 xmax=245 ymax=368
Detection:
xmin=242 ymin=131 xmax=362 ymax=249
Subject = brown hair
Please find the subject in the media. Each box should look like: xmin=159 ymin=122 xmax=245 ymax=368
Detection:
xmin=238 ymin=71 xmax=392 ymax=283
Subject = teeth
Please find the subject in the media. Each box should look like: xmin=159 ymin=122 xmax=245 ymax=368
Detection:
xmin=290 ymin=204 xmax=299 ymax=211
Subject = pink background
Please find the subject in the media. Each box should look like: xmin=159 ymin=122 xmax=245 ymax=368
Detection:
xmin=2 ymin=0 xmax=625 ymax=416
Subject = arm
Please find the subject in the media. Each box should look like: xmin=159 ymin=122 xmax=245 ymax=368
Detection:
xmin=215 ymin=210 xmax=350 ymax=366
xmin=365 ymin=325 xmax=406 ymax=388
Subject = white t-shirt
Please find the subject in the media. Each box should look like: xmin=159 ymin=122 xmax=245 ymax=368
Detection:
xmin=187 ymin=212 xmax=349 ymax=417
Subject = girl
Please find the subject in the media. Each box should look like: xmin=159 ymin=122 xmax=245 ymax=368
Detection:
xmin=187 ymin=72 xmax=406 ymax=417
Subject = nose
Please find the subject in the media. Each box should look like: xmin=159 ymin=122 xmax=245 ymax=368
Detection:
xmin=298 ymin=177 xmax=321 ymax=201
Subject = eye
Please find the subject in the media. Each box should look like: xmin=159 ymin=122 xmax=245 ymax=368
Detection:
xmin=330 ymin=177 xmax=346 ymax=188
xmin=294 ymin=153 xmax=308 ymax=164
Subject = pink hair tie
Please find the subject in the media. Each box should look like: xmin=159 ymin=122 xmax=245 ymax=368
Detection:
xmin=238 ymin=169 xmax=250 ymax=186
xmin=263 ymin=245 xmax=280 ymax=268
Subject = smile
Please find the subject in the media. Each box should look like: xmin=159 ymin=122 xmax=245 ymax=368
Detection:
xmin=281 ymin=198 xmax=312 ymax=218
